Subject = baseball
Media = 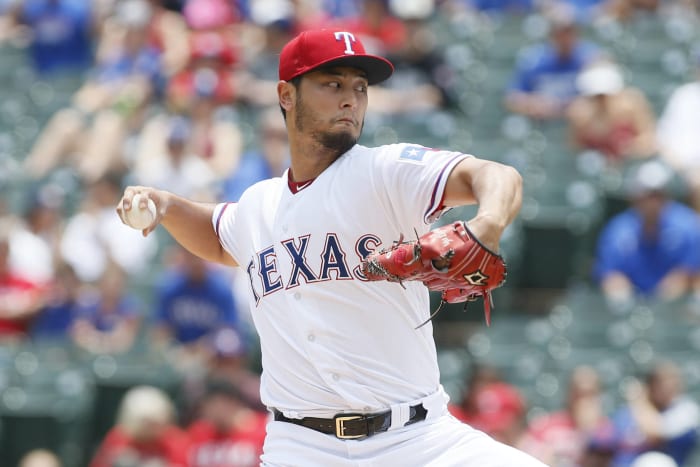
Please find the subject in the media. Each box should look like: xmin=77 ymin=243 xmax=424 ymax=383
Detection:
xmin=124 ymin=193 xmax=157 ymax=230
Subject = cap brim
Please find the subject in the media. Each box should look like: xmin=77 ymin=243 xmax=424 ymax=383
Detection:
xmin=306 ymin=54 xmax=394 ymax=85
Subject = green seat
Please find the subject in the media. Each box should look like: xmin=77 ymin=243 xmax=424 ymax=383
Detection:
xmin=517 ymin=208 xmax=597 ymax=288
xmin=0 ymin=387 xmax=92 ymax=467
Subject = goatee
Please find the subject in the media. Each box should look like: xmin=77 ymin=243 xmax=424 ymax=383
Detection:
xmin=295 ymin=94 xmax=360 ymax=158
xmin=316 ymin=130 xmax=357 ymax=158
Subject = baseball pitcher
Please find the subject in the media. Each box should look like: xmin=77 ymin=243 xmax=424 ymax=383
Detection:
xmin=117 ymin=29 xmax=547 ymax=466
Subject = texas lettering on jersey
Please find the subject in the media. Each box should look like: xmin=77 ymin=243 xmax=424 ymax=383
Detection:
xmin=245 ymin=233 xmax=382 ymax=305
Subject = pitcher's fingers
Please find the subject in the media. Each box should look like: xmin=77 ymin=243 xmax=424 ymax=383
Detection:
xmin=116 ymin=205 xmax=127 ymax=224
xmin=121 ymin=186 xmax=141 ymax=210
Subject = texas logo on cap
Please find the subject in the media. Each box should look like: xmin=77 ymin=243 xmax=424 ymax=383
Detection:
xmin=279 ymin=29 xmax=394 ymax=85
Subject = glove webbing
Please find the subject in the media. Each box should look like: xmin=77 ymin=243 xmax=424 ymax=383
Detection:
xmin=414 ymin=290 xmax=493 ymax=330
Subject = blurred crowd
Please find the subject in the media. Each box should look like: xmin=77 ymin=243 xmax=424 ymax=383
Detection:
xmin=0 ymin=0 xmax=700 ymax=466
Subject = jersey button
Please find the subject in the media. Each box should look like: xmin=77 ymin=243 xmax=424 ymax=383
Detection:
xmin=294 ymin=292 xmax=301 ymax=300
xmin=307 ymin=334 xmax=315 ymax=342
xmin=332 ymin=373 xmax=340 ymax=381
xmin=282 ymin=225 xmax=288 ymax=232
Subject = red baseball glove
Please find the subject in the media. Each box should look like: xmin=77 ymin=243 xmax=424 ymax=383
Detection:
xmin=361 ymin=221 xmax=507 ymax=327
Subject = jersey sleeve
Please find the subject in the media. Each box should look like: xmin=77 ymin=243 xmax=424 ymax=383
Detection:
xmin=212 ymin=202 xmax=242 ymax=264
xmin=374 ymin=144 xmax=471 ymax=226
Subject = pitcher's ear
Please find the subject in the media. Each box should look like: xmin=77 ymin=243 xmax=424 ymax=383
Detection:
xmin=278 ymin=81 xmax=295 ymax=112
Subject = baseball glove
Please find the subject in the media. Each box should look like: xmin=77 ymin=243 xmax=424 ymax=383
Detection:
xmin=361 ymin=221 xmax=507 ymax=328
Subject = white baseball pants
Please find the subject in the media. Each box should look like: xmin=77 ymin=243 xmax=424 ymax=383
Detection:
xmin=260 ymin=410 xmax=548 ymax=467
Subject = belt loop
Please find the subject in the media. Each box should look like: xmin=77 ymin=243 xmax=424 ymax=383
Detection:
xmin=389 ymin=402 xmax=411 ymax=430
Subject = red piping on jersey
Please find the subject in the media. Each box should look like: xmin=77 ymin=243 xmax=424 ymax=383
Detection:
xmin=215 ymin=202 xmax=235 ymax=237
xmin=425 ymin=154 xmax=465 ymax=220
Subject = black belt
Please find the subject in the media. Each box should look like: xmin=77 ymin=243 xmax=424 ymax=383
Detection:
xmin=273 ymin=404 xmax=428 ymax=440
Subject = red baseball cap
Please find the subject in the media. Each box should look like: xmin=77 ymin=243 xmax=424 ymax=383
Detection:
xmin=279 ymin=29 xmax=394 ymax=85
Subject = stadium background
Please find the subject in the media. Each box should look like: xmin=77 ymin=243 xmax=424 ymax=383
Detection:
xmin=0 ymin=0 xmax=699 ymax=466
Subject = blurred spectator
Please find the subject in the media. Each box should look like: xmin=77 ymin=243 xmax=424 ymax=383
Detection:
xmin=8 ymin=185 xmax=65 ymax=285
xmin=187 ymin=378 xmax=267 ymax=467
xmin=70 ymin=264 xmax=141 ymax=354
xmin=177 ymin=26 xmax=238 ymax=88
xmin=657 ymin=55 xmax=700 ymax=211
xmin=145 ymin=30 xmax=243 ymax=178
xmin=445 ymin=0 xmax=534 ymax=15
xmin=183 ymin=0 xmax=240 ymax=31
xmin=143 ymin=0 xmax=190 ymax=76
xmin=449 ymin=364 xmax=502 ymax=418
xmin=287 ymin=0 xmax=335 ymax=31
xmin=594 ymin=160 xmax=700 ymax=304
xmin=30 ymin=262 xmax=82 ymax=339
xmin=8 ymin=0 xmax=96 ymax=75
xmin=318 ymin=0 xmax=363 ymax=19
xmin=178 ymin=325 xmax=263 ymax=422
xmin=208 ymin=326 xmax=262 ymax=410
xmin=98 ymin=0 xmax=190 ymax=76
xmin=18 ymin=449 xmax=62 ymax=467
xmin=519 ymin=365 xmax=614 ymax=466
xmin=23 ymin=0 xmax=164 ymax=182
xmin=152 ymin=246 xmax=239 ymax=365
xmin=338 ymin=0 xmax=407 ymax=55
xmin=220 ymin=106 xmax=289 ymax=201
xmin=0 ymin=3 xmax=17 ymax=43
xmin=60 ymin=175 xmax=157 ymax=283
xmin=0 ymin=223 xmax=45 ymax=342
xmin=90 ymin=385 xmax=189 ymax=467
xmin=505 ymin=5 xmax=600 ymax=120
xmin=567 ymin=60 xmax=656 ymax=163
xmin=601 ymin=0 xmax=661 ymax=22
xmin=132 ymin=115 xmax=218 ymax=198
xmin=366 ymin=3 xmax=449 ymax=114
xmin=450 ymin=365 xmax=527 ymax=446
xmin=234 ymin=2 xmax=295 ymax=107
xmin=609 ymin=361 xmax=699 ymax=466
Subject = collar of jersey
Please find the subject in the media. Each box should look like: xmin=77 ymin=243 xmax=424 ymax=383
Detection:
xmin=287 ymin=170 xmax=316 ymax=194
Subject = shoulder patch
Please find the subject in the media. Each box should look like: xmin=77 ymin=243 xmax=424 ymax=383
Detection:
xmin=398 ymin=145 xmax=434 ymax=163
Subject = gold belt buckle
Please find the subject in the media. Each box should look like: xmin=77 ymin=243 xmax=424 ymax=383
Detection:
xmin=334 ymin=415 xmax=365 ymax=439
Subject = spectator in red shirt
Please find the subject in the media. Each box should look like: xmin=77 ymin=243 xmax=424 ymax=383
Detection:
xmin=90 ymin=385 xmax=189 ymax=467
xmin=187 ymin=378 xmax=267 ymax=467
xmin=0 ymin=227 xmax=45 ymax=341
xmin=450 ymin=365 xmax=528 ymax=446
xmin=338 ymin=0 xmax=407 ymax=54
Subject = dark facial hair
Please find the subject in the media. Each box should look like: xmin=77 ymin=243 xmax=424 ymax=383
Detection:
xmin=294 ymin=90 xmax=360 ymax=158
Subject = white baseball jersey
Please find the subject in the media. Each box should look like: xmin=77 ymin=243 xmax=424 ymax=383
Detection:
xmin=213 ymin=143 xmax=469 ymax=417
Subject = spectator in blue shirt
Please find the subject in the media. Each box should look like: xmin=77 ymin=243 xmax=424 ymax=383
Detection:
xmin=11 ymin=0 xmax=95 ymax=75
xmin=152 ymin=246 xmax=238 ymax=369
xmin=220 ymin=106 xmax=289 ymax=202
xmin=30 ymin=262 xmax=82 ymax=339
xmin=453 ymin=0 xmax=534 ymax=15
xmin=505 ymin=5 xmax=600 ymax=120
xmin=609 ymin=361 xmax=699 ymax=466
xmin=71 ymin=264 xmax=141 ymax=354
xmin=595 ymin=160 xmax=700 ymax=303
xmin=23 ymin=0 xmax=164 ymax=183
